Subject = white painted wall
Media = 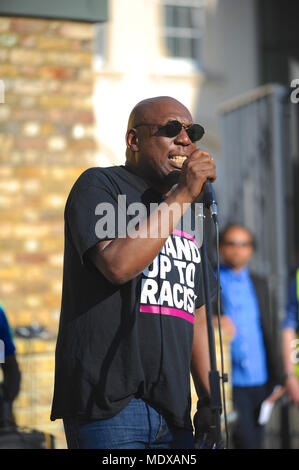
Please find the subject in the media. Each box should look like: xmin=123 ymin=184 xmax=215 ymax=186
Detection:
xmin=93 ymin=0 xmax=259 ymax=177
xmin=196 ymin=0 xmax=259 ymax=195
xmin=93 ymin=0 xmax=204 ymax=166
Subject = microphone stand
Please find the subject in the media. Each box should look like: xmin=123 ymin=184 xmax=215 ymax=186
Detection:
xmin=197 ymin=181 xmax=226 ymax=448
xmin=200 ymin=219 xmax=223 ymax=448
xmin=172 ymin=172 xmax=228 ymax=447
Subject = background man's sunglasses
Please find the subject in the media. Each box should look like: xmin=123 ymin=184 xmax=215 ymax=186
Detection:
xmin=223 ymin=241 xmax=253 ymax=247
xmin=134 ymin=120 xmax=205 ymax=142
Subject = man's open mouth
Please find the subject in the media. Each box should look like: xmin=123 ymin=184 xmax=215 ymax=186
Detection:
xmin=168 ymin=155 xmax=187 ymax=164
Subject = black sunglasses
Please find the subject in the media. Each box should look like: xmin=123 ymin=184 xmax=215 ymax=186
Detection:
xmin=134 ymin=120 xmax=205 ymax=143
xmin=223 ymin=241 xmax=253 ymax=247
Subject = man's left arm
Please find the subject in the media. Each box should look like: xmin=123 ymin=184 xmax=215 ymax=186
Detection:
xmin=191 ymin=305 xmax=220 ymax=448
xmin=191 ymin=305 xmax=210 ymax=399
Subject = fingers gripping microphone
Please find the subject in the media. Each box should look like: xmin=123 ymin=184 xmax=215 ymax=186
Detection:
xmin=168 ymin=171 xmax=217 ymax=221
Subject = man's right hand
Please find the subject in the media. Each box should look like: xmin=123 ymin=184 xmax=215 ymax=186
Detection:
xmin=175 ymin=149 xmax=216 ymax=203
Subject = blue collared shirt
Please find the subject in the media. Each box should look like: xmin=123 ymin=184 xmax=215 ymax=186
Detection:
xmin=282 ymin=277 xmax=298 ymax=332
xmin=0 ymin=305 xmax=16 ymax=360
xmin=218 ymin=264 xmax=268 ymax=387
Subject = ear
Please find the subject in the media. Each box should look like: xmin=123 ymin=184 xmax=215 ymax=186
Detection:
xmin=126 ymin=128 xmax=139 ymax=152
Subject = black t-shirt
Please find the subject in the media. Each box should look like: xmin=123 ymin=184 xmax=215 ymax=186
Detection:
xmin=50 ymin=165 xmax=216 ymax=430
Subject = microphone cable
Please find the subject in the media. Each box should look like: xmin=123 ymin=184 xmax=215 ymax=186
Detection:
xmin=213 ymin=215 xmax=229 ymax=449
xmin=202 ymin=177 xmax=229 ymax=449
xmin=172 ymin=172 xmax=229 ymax=447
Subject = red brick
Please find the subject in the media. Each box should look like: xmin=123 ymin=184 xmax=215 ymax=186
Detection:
xmin=69 ymin=137 xmax=97 ymax=151
xmin=37 ymin=36 xmax=73 ymax=50
xmin=61 ymin=81 xmax=93 ymax=95
xmin=11 ymin=109 xmax=48 ymax=121
xmin=19 ymin=65 xmax=39 ymax=78
xmin=39 ymin=66 xmax=75 ymax=80
xmin=45 ymin=50 xmax=92 ymax=67
xmin=38 ymin=94 xmax=71 ymax=108
xmin=0 ymin=18 xmax=10 ymax=33
xmin=16 ymin=253 xmax=48 ymax=265
xmin=15 ymin=137 xmax=47 ymax=150
xmin=48 ymin=109 xmax=95 ymax=124
xmin=0 ymin=48 xmax=8 ymax=61
xmin=10 ymin=48 xmax=44 ymax=65
xmin=59 ymin=22 xmax=94 ymax=40
xmin=10 ymin=19 xmax=48 ymax=34
xmin=20 ymin=35 xmax=37 ymax=48
xmin=0 ymin=64 xmax=18 ymax=77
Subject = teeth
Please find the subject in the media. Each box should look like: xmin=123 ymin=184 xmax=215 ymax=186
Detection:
xmin=169 ymin=155 xmax=187 ymax=163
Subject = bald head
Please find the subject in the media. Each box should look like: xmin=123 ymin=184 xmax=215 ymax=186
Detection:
xmin=124 ymin=96 xmax=196 ymax=193
xmin=127 ymin=96 xmax=191 ymax=130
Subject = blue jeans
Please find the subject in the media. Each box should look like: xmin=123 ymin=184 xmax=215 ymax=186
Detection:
xmin=63 ymin=398 xmax=194 ymax=449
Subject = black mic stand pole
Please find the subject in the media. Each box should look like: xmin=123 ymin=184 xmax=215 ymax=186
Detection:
xmin=200 ymin=220 xmax=223 ymax=447
xmin=172 ymin=171 xmax=226 ymax=447
xmin=196 ymin=179 xmax=224 ymax=448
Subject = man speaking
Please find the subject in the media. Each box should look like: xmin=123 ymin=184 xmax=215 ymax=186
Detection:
xmin=51 ymin=96 xmax=217 ymax=449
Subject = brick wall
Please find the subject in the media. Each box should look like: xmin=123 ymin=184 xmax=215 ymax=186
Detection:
xmin=0 ymin=17 xmax=98 ymax=332
xmin=0 ymin=16 xmax=99 ymax=448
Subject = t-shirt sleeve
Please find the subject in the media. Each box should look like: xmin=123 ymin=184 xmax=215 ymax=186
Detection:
xmin=195 ymin=255 xmax=218 ymax=310
xmin=65 ymin=173 xmax=125 ymax=264
xmin=0 ymin=306 xmax=16 ymax=358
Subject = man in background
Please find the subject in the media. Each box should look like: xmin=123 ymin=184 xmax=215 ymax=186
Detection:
xmin=216 ymin=224 xmax=283 ymax=449
xmin=282 ymin=269 xmax=299 ymax=404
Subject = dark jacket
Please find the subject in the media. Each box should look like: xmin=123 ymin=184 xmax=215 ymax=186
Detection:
xmin=250 ymin=273 xmax=284 ymax=387
xmin=213 ymin=271 xmax=284 ymax=387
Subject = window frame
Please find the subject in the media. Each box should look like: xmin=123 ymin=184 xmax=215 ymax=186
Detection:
xmin=161 ymin=0 xmax=205 ymax=63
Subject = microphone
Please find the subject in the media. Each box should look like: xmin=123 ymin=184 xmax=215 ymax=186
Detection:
xmin=168 ymin=170 xmax=217 ymax=221
xmin=201 ymin=179 xmax=218 ymax=222
xmin=168 ymin=170 xmax=180 ymax=195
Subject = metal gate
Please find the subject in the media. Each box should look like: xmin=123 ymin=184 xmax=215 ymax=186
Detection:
xmin=219 ymin=84 xmax=290 ymax=321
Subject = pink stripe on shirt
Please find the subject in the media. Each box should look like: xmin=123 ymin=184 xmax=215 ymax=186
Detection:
xmin=140 ymin=304 xmax=194 ymax=324
xmin=172 ymin=229 xmax=198 ymax=246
